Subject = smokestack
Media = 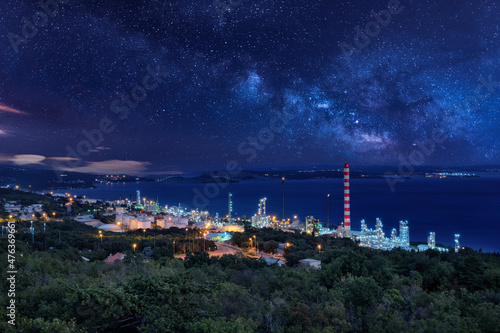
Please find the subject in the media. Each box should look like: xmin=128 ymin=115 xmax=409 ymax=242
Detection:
xmin=282 ymin=177 xmax=285 ymax=222
xmin=327 ymin=194 xmax=330 ymax=229
xmin=344 ymin=164 xmax=351 ymax=238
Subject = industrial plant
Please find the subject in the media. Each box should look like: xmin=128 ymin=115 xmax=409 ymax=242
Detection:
xmin=7 ymin=163 xmax=462 ymax=253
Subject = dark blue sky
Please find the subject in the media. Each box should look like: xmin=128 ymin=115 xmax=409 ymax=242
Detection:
xmin=0 ymin=0 xmax=499 ymax=175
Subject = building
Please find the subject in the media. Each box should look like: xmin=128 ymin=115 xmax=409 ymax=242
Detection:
xmin=98 ymin=224 xmax=124 ymax=233
xmin=80 ymin=198 xmax=98 ymax=204
xmin=261 ymin=256 xmax=286 ymax=267
xmin=118 ymin=214 xmax=134 ymax=227
xmin=75 ymin=215 xmax=100 ymax=223
xmin=305 ymin=216 xmax=321 ymax=235
xmin=399 ymin=220 xmax=410 ymax=247
xmin=358 ymin=219 xmax=411 ymax=250
xmin=105 ymin=253 xmax=125 ymax=265
xmin=417 ymin=244 xmax=449 ymax=253
xmin=129 ymin=219 xmax=151 ymax=230
xmin=454 ymin=234 xmax=460 ymax=253
xmin=336 ymin=222 xmax=344 ymax=238
xmin=251 ymin=198 xmax=270 ymax=228
xmin=299 ymin=259 xmax=321 ymax=269
xmin=219 ymin=225 xmax=244 ymax=233
xmin=428 ymin=232 xmax=436 ymax=249
xmin=417 ymin=232 xmax=450 ymax=252
xmin=157 ymin=215 xmax=188 ymax=229
xmin=115 ymin=206 xmax=127 ymax=214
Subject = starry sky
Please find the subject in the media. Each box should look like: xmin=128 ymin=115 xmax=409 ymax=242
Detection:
xmin=0 ymin=0 xmax=499 ymax=175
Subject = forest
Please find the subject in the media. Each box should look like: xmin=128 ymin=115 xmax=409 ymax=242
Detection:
xmin=0 ymin=215 xmax=499 ymax=332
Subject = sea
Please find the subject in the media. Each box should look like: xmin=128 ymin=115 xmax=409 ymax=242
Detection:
xmin=66 ymin=173 xmax=500 ymax=253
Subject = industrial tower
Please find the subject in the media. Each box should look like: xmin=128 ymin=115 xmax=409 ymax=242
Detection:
xmin=258 ymin=198 xmax=267 ymax=216
xmin=344 ymin=164 xmax=351 ymax=238
xmin=228 ymin=192 xmax=233 ymax=223
xmin=282 ymin=177 xmax=285 ymax=222
xmin=428 ymin=232 xmax=436 ymax=249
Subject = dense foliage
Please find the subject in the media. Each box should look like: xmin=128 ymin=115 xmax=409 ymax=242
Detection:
xmin=1 ymin=219 xmax=499 ymax=332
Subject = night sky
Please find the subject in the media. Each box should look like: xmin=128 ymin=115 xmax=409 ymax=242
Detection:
xmin=0 ymin=0 xmax=499 ymax=175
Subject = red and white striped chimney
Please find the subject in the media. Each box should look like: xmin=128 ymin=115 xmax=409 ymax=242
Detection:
xmin=344 ymin=164 xmax=351 ymax=238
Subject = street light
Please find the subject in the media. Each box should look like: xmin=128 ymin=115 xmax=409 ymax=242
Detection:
xmin=204 ymin=232 xmax=208 ymax=252
xmin=133 ymin=243 xmax=137 ymax=252
xmin=253 ymin=235 xmax=256 ymax=254
xmin=249 ymin=238 xmax=254 ymax=255
xmin=317 ymin=244 xmax=321 ymax=253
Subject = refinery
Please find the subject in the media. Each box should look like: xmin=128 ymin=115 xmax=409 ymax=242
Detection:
xmin=4 ymin=164 xmax=463 ymax=252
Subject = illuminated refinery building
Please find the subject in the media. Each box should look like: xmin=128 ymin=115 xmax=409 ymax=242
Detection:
xmin=455 ymin=234 xmax=460 ymax=253
xmin=134 ymin=190 xmax=143 ymax=209
xmin=228 ymin=192 xmax=233 ymax=223
xmin=428 ymin=232 xmax=436 ymax=249
xmin=251 ymin=197 xmax=270 ymax=228
xmin=417 ymin=232 xmax=449 ymax=252
xmin=358 ymin=219 xmax=411 ymax=250
xmin=305 ymin=216 xmax=322 ymax=235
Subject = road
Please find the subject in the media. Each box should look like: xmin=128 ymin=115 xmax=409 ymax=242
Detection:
xmin=174 ymin=242 xmax=243 ymax=259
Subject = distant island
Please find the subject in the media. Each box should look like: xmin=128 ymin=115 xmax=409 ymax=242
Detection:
xmin=0 ymin=164 xmax=495 ymax=191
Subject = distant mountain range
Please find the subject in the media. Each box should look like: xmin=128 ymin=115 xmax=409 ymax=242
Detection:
xmin=0 ymin=165 xmax=151 ymax=191
xmin=1 ymin=164 xmax=497 ymax=190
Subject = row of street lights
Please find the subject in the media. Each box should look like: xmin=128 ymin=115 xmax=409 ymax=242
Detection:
xmin=96 ymin=227 xmax=214 ymax=256
xmin=249 ymin=235 xmax=257 ymax=255
xmin=184 ymin=228 xmax=210 ymax=253
xmin=4 ymin=212 xmax=57 ymax=221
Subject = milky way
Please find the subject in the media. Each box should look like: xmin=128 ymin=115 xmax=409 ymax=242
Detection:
xmin=0 ymin=0 xmax=499 ymax=174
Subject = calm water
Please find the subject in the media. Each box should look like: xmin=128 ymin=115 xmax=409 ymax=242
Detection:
xmin=67 ymin=174 xmax=500 ymax=252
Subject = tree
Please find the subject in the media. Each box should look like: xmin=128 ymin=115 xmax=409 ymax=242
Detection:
xmin=141 ymin=246 xmax=153 ymax=260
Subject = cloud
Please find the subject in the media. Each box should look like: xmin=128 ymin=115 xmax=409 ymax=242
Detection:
xmin=0 ymin=154 xmax=46 ymax=165
xmin=0 ymin=154 xmax=152 ymax=175
xmin=57 ymin=160 xmax=152 ymax=175
xmin=46 ymin=157 xmax=79 ymax=162
xmin=89 ymin=146 xmax=112 ymax=153
xmin=0 ymin=103 xmax=29 ymax=115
